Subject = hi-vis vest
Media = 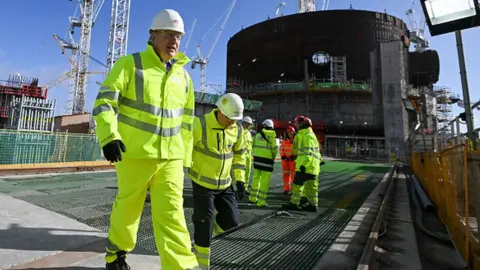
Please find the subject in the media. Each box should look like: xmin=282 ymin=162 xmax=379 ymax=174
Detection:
xmin=280 ymin=139 xmax=293 ymax=158
xmin=295 ymin=127 xmax=322 ymax=175
xmin=189 ymin=109 xmax=247 ymax=190
xmin=92 ymin=44 xmax=195 ymax=165
xmin=252 ymin=129 xmax=278 ymax=172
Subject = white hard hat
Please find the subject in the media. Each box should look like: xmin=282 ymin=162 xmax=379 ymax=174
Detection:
xmin=216 ymin=93 xmax=244 ymax=120
xmin=242 ymin=116 xmax=253 ymax=124
xmin=262 ymin=119 xmax=274 ymax=129
xmin=150 ymin=9 xmax=185 ymax=34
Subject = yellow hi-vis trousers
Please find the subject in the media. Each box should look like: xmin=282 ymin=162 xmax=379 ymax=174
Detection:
xmin=105 ymin=159 xmax=198 ymax=270
xmin=290 ymin=178 xmax=319 ymax=207
xmin=248 ymin=169 xmax=273 ymax=206
xmin=245 ymin=154 xmax=253 ymax=191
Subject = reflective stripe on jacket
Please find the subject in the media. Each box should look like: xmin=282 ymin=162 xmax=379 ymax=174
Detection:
xmin=243 ymin=129 xmax=253 ymax=156
xmin=252 ymin=128 xmax=277 ymax=172
xmin=189 ymin=109 xmax=246 ymax=190
xmin=92 ymin=44 xmax=195 ymax=165
xmin=295 ymin=127 xmax=322 ymax=175
xmin=280 ymin=139 xmax=293 ymax=158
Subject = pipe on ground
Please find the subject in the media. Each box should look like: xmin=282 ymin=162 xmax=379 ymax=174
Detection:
xmin=411 ymin=174 xmax=435 ymax=212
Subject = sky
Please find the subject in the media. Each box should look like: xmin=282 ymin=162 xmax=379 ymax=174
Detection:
xmin=0 ymin=0 xmax=479 ymax=131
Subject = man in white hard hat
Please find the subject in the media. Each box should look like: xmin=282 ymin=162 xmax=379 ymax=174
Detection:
xmin=248 ymin=119 xmax=278 ymax=207
xmin=241 ymin=116 xmax=254 ymax=194
xmin=92 ymin=9 xmax=199 ymax=270
xmin=188 ymin=93 xmax=247 ymax=269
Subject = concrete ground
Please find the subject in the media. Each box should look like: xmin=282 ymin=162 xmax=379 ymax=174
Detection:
xmin=0 ymin=161 xmax=390 ymax=269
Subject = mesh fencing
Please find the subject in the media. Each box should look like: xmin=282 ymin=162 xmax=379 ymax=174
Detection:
xmin=409 ymin=134 xmax=480 ymax=269
xmin=0 ymin=130 xmax=103 ymax=165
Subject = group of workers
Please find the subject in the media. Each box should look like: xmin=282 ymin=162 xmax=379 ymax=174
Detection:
xmin=92 ymin=8 xmax=324 ymax=270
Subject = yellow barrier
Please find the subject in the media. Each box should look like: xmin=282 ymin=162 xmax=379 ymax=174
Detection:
xmin=410 ymin=146 xmax=480 ymax=269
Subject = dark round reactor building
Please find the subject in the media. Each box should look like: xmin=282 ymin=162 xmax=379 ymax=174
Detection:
xmin=225 ymin=9 xmax=440 ymax=159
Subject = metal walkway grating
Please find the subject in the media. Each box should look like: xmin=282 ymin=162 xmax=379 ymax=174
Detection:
xmin=0 ymin=162 xmax=389 ymax=269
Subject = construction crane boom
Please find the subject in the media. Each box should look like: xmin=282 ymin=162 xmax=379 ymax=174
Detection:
xmin=276 ymin=2 xmax=286 ymax=17
xmin=106 ymin=0 xmax=131 ymax=75
xmin=181 ymin=18 xmax=197 ymax=54
xmin=192 ymin=0 xmax=236 ymax=92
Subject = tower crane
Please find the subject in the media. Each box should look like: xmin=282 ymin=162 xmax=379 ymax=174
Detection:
xmin=105 ymin=0 xmax=131 ymax=75
xmin=298 ymin=0 xmax=316 ymax=13
xmin=191 ymin=0 xmax=236 ymax=92
xmin=54 ymin=0 xmax=105 ymax=115
xmin=405 ymin=1 xmax=429 ymax=51
xmin=276 ymin=2 xmax=286 ymax=17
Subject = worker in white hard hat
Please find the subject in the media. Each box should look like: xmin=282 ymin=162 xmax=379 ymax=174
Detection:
xmin=92 ymin=8 xmax=199 ymax=270
xmin=248 ymin=119 xmax=278 ymax=207
xmin=241 ymin=116 xmax=254 ymax=194
xmin=188 ymin=93 xmax=247 ymax=269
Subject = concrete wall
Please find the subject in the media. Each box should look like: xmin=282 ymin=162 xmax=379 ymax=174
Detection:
xmin=254 ymin=92 xmax=376 ymax=127
xmin=377 ymin=41 xmax=410 ymax=161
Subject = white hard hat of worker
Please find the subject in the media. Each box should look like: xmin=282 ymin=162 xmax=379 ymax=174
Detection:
xmin=262 ymin=119 xmax=274 ymax=129
xmin=216 ymin=93 xmax=244 ymax=121
xmin=150 ymin=9 xmax=185 ymax=34
xmin=242 ymin=116 xmax=253 ymax=125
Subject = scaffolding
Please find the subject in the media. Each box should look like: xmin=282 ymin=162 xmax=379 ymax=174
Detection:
xmin=330 ymin=56 xmax=347 ymax=83
xmin=434 ymin=86 xmax=454 ymax=126
xmin=0 ymin=74 xmax=55 ymax=130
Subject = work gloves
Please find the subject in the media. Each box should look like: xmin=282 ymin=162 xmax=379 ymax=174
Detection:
xmin=281 ymin=155 xmax=289 ymax=161
xmin=300 ymin=165 xmax=306 ymax=173
xmin=320 ymin=161 xmax=326 ymax=166
xmin=290 ymin=155 xmax=297 ymax=161
xmin=102 ymin=140 xmax=126 ymax=163
xmin=236 ymin=182 xmax=246 ymax=200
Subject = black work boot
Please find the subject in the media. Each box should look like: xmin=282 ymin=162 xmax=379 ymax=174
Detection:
xmin=106 ymin=251 xmax=131 ymax=270
xmin=281 ymin=202 xmax=301 ymax=211
xmin=301 ymin=202 xmax=318 ymax=212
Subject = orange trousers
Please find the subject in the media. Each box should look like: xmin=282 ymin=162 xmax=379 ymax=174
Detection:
xmin=281 ymin=160 xmax=295 ymax=192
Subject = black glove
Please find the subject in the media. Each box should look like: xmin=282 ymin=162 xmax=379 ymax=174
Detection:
xmin=320 ymin=161 xmax=326 ymax=166
xmin=300 ymin=165 xmax=306 ymax=173
xmin=281 ymin=155 xmax=289 ymax=161
xmin=102 ymin=140 xmax=126 ymax=163
xmin=290 ymin=155 xmax=297 ymax=161
xmin=236 ymin=182 xmax=246 ymax=200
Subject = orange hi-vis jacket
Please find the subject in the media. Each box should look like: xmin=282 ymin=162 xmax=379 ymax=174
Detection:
xmin=280 ymin=139 xmax=293 ymax=158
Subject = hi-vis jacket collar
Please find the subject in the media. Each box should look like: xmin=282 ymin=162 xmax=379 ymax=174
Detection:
xmin=145 ymin=43 xmax=191 ymax=68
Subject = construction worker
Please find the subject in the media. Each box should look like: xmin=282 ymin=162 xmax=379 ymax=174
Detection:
xmin=189 ymin=93 xmax=247 ymax=269
xmin=249 ymin=119 xmax=278 ymax=207
xmin=280 ymin=126 xmax=296 ymax=195
xmin=282 ymin=116 xmax=323 ymax=212
xmin=241 ymin=116 xmax=254 ymax=194
xmin=92 ymin=9 xmax=199 ymax=270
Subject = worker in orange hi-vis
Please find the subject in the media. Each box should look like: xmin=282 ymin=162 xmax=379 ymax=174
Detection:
xmin=280 ymin=126 xmax=296 ymax=195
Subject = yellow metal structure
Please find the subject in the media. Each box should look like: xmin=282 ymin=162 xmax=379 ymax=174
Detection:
xmin=410 ymin=142 xmax=480 ymax=269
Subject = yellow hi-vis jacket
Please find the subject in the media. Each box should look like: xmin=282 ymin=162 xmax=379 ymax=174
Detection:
xmin=252 ymin=128 xmax=278 ymax=172
xmin=189 ymin=109 xmax=247 ymax=190
xmin=243 ymin=128 xmax=253 ymax=157
xmin=295 ymin=127 xmax=322 ymax=175
xmin=92 ymin=44 xmax=195 ymax=166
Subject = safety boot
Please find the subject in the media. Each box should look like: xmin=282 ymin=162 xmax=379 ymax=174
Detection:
xmin=281 ymin=202 xmax=302 ymax=211
xmin=105 ymin=251 xmax=131 ymax=270
xmin=301 ymin=202 xmax=318 ymax=212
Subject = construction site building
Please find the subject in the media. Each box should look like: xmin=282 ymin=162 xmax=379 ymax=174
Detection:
xmin=226 ymin=9 xmax=441 ymax=161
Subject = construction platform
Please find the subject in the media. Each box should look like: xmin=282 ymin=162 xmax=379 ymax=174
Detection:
xmin=0 ymin=161 xmax=391 ymax=269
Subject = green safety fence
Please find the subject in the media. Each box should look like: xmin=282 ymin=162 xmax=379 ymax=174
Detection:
xmin=195 ymin=92 xmax=263 ymax=111
xmin=246 ymin=82 xmax=372 ymax=92
xmin=0 ymin=130 xmax=103 ymax=165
